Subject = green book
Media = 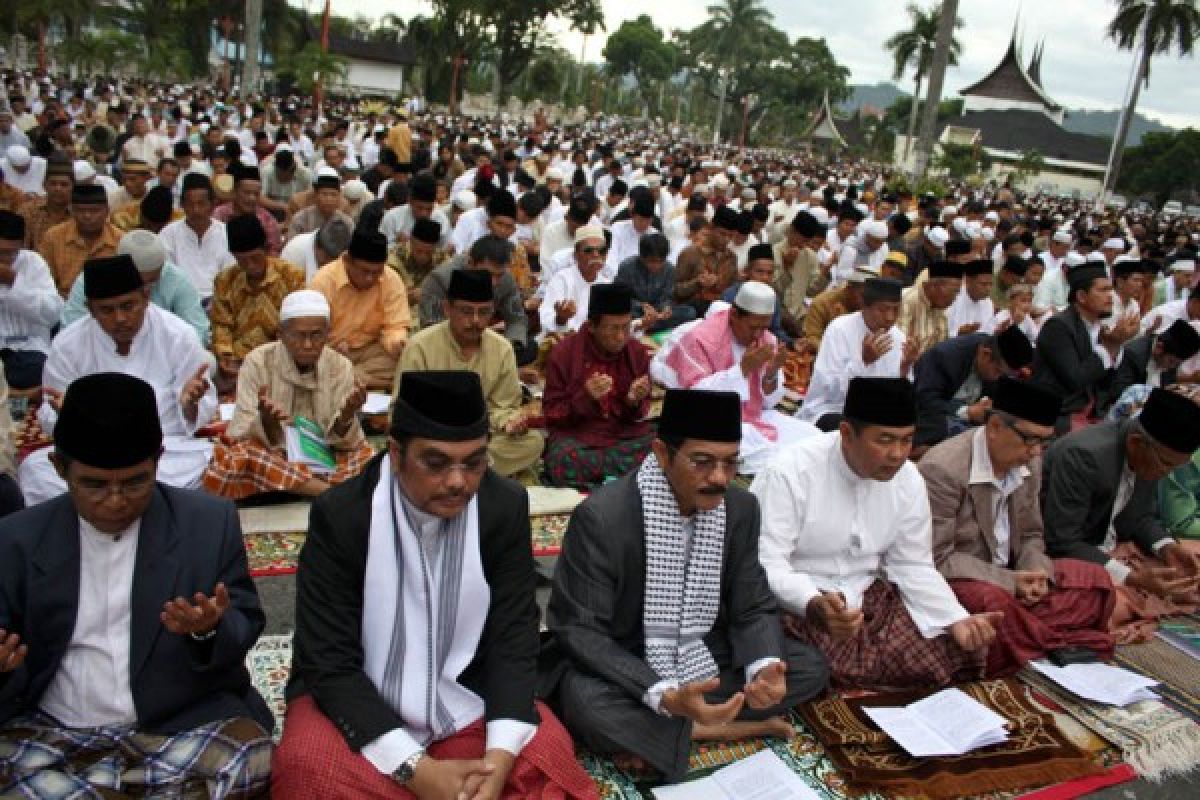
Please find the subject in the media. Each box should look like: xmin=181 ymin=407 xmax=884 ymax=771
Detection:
xmin=285 ymin=415 xmax=337 ymax=473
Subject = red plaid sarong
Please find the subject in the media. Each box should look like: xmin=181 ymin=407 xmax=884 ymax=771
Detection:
xmin=271 ymin=696 xmax=599 ymax=799
xmin=951 ymin=559 xmax=1115 ymax=677
xmin=787 ymin=579 xmax=984 ymax=690
xmin=203 ymin=439 xmax=376 ymax=500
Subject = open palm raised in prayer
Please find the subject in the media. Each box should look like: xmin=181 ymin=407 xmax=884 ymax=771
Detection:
xmin=160 ymin=583 xmax=230 ymax=637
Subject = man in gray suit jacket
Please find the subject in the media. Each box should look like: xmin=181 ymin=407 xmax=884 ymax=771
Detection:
xmin=0 ymin=373 xmax=272 ymax=798
xmin=920 ymin=378 xmax=1114 ymax=675
xmin=1041 ymin=387 xmax=1200 ymax=604
xmin=543 ymin=389 xmax=828 ymax=782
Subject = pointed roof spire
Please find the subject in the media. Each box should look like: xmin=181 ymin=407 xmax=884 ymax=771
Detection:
xmin=1028 ymin=40 xmax=1045 ymax=89
xmin=960 ymin=14 xmax=1060 ymax=113
xmin=807 ymin=90 xmax=847 ymax=148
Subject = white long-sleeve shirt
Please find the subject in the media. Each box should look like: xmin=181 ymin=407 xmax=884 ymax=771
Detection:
xmin=750 ymin=431 xmax=969 ymax=638
xmin=0 ymin=249 xmax=64 ymax=354
xmin=158 ymin=218 xmax=232 ymax=299
xmin=799 ymin=312 xmax=906 ymax=423
xmin=538 ymin=265 xmax=609 ymax=340
xmin=946 ymin=287 xmax=994 ymax=336
xmin=605 ymin=219 xmax=658 ymax=273
xmin=39 ymin=517 xmax=141 ymax=727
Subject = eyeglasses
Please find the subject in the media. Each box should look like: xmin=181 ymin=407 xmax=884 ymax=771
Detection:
xmin=667 ymin=446 xmax=740 ymax=476
xmin=73 ymin=474 xmax=155 ymax=501
xmin=1000 ymin=416 xmax=1055 ymax=447
xmin=413 ymin=453 xmax=489 ymax=478
xmin=579 ymin=246 xmax=607 ymax=256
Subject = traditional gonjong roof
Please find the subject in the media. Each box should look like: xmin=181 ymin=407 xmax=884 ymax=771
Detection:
xmin=959 ymin=24 xmax=1062 ymax=114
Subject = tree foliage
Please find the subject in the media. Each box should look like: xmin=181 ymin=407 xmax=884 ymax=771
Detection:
xmin=1118 ymin=128 xmax=1200 ymax=203
xmin=1108 ymin=0 xmax=1200 ymax=87
xmin=603 ymin=15 xmax=676 ymax=112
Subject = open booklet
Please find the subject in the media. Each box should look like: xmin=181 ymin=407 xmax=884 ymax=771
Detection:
xmin=862 ymin=687 xmax=1008 ymax=757
xmin=651 ymin=750 xmax=821 ymax=800
xmin=285 ymin=415 xmax=337 ymax=473
xmin=1029 ymin=660 xmax=1159 ymax=706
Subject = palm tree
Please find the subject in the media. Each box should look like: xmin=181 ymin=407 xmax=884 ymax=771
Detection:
xmin=885 ymin=2 xmax=962 ymax=164
xmin=913 ymin=0 xmax=959 ymax=177
xmin=696 ymin=0 xmax=775 ymax=143
xmin=1104 ymin=0 xmax=1200 ymax=194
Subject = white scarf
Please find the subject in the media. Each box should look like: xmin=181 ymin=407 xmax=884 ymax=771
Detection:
xmin=638 ymin=453 xmax=725 ymax=684
xmin=362 ymin=454 xmax=488 ymax=744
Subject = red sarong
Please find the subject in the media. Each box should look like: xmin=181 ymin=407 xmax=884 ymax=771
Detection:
xmin=270 ymin=696 xmax=599 ymax=800
xmin=950 ymin=558 xmax=1115 ymax=677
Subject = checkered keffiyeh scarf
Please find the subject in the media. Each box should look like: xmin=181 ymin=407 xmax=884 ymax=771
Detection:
xmin=638 ymin=453 xmax=725 ymax=684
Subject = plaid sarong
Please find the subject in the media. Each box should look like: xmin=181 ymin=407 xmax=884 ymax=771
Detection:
xmin=0 ymin=714 xmax=272 ymax=799
xmin=203 ymin=439 xmax=376 ymax=500
xmin=543 ymin=433 xmax=654 ymax=489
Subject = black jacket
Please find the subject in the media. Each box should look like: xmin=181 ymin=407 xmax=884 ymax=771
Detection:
xmin=913 ymin=333 xmax=987 ymax=446
xmin=0 ymin=486 xmax=271 ymax=733
xmin=1031 ymin=305 xmax=1116 ymax=428
xmin=1101 ymin=334 xmax=1177 ymax=416
xmin=287 ymin=454 xmax=540 ymax=751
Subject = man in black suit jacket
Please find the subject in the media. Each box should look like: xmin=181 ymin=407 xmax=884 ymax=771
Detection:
xmin=1100 ymin=319 xmax=1200 ymax=416
xmin=542 ymin=389 xmax=828 ymax=782
xmin=1041 ymin=387 xmax=1200 ymax=603
xmin=913 ymin=327 xmax=1034 ymax=450
xmin=0 ymin=373 xmax=272 ymax=798
xmin=1031 ymin=265 xmax=1139 ymax=432
xmin=274 ymin=371 xmax=594 ymax=800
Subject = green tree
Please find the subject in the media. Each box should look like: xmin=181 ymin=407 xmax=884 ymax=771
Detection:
xmin=1012 ymin=149 xmax=1046 ymax=186
xmin=279 ymin=41 xmax=349 ymax=94
xmin=934 ymin=142 xmax=990 ymax=179
xmin=686 ymin=0 xmax=776 ymax=141
xmin=1104 ymin=0 xmax=1200 ymax=194
xmin=885 ymin=2 xmax=963 ymax=164
xmin=602 ymin=15 xmax=675 ymax=115
xmin=1118 ymin=128 xmax=1200 ymax=203
xmin=485 ymin=0 xmax=604 ymax=105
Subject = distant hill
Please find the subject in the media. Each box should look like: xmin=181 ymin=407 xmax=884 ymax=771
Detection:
xmin=840 ymin=82 xmax=1175 ymax=146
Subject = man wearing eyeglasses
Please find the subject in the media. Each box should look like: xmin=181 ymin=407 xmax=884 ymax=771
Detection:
xmin=18 ymin=256 xmax=215 ymax=506
xmin=912 ymin=325 xmax=1035 ymax=454
xmin=538 ymin=225 xmax=611 ymax=342
xmin=0 ymin=372 xmax=274 ymax=797
xmin=753 ymin=377 xmax=1002 ymax=689
xmin=275 ymin=370 xmax=596 ymax=799
xmin=1041 ymin=387 xmax=1200 ymax=638
xmin=398 ymin=270 xmax=543 ymax=479
xmin=919 ymin=378 xmax=1116 ymax=676
xmin=543 ymin=389 xmax=828 ymax=782
xmin=203 ymin=290 xmax=373 ymax=500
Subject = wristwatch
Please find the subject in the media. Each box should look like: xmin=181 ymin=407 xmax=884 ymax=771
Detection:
xmin=391 ymin=750 xmax=425 ymax=785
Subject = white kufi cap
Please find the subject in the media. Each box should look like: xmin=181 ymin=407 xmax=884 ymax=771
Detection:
xmin=280 ymin=290 xmax=331 ymax=322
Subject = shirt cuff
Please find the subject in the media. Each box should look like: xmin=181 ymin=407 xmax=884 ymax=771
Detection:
xmin=1105 ymin=558 xmax=1132 ymax=585
xmin=745 ymin=657 xmax=783 ymax=685
xmin=361 ymin=727 xmax=424 ymax=776
xmin=1152 ymin=537 xmax=1176 ymax=555
xmin=643 ymin=679 xmax=679 ymax=716
xmin=485 ymin=719 xmax=537 ymax=757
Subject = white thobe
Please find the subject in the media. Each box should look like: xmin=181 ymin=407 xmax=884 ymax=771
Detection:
xmin=946 ymin=288 xmax=994 ymax=336
xmin=449 ymin=207 xmax=490 ymax=255
xmin=19 ymin=306 xmax=216 ymax=504
xmin=833 ymin=238 xmax=888 ymax=286
xmin=538 ymin=266 xmax=609 ymax=340
xmin=1034 ymin=253 xmax=1068 ymax=310
xmin=799 ymin=312 xmax=907 ymax=423
xmin=1142 ymin=298 xmax=1189 ymax=335
xmin=280 ymin=231 xmax=321 ymax=281
xmin=605 ymin=220 xmax=658 ymax=274
xmin=691 ymin=343 xmax=818 ymax=474
xmin=0 ymin=250 xmax=63 ymax=355
xmin=158 ymin=218 xmax=232 ymax=299
xmin=39 ymin=518 xmax=140 ymax=728
xmin=381 ymin=206 xmax=454 ymax=249
xmin=750 ymin=431 xmax=969 ymax=637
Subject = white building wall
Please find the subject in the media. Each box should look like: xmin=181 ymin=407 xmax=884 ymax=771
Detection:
xmin=344 ymin=60 xmax=406 ymax=95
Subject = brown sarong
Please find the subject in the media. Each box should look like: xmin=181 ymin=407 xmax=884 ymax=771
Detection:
xmin=1109 ymin=540 xmax=1200 ymax=644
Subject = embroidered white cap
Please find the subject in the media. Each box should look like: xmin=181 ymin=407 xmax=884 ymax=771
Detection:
xmin=280 ymin=289 xmax=331 ymax=321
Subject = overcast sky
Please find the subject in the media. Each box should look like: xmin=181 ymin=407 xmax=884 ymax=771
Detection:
xmin=302 ymin=0 xmax=1199 ymax=129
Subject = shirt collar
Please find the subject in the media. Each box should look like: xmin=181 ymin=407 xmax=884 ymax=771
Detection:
xmin=968 ymin=426 xmax=1030 ymax=487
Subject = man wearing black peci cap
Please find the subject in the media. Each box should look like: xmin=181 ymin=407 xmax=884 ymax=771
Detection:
xmin=38 ymin=182 xmax=121 ymax=296
xmin=1042 ymin=387 xmax=1200 ymax=629
xmin=946 ymin=258 xmax=996 ymax=337
xmin=0 ymin=210 xmax=61 ymax=389
xmin=899 ymin=259 xmax=963 ymax=356
xmin=1102 ymin=318 xmax=1200 ymax=416
xmin=754 ymin=376 xmax=1001 ymax=689
xmin=1031 ymin=264 xmax=1140 ymax=432
xmin=311 ymin=228 xmax=412 ymax=390
xmin=213 ymin=165 xmax=282 ymax=256
xmin=545 ymin=388 xmax=828 ymax=781
xmin=276 ymin=371 xmax=595 ymax=798
xmin=0 ymin=373 xmax=273 ymax=796
xmin=389 ymin=216 xmax=448 ymax=308
xmin=543 ymin=283 xmax=654 ymax=488
xmin=20 ymin=255 xmax=216 ymax=505
xmin=913 ymin=325 xmax=1035 ymax=451
xmin=398 ymin=269 xmax=543 ymax=478
xmin=921 ymin=377 xmax=1115 ymax=675
xmin=287 ymin=169 xmax=353 ymax=240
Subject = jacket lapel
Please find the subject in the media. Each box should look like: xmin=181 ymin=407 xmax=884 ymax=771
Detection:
xmin=29 ymin=500 xmax=83 ymax=674
xmin=967 ymin=482 xmax=1001 ymax=564
xmin=129 ymin=489 xmax=180 ymax=680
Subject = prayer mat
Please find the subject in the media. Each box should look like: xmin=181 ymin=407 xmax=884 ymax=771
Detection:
xmin=532 ymin=512 xmax=570 ymax=557
xmin=245 ymin=531 xmax=305 ymax=577
xmin=1019 ymin=667 xmax=1200 ymax=781
xmin=1114 ymin=632 xmax=1200 ymax=723
xmin=13 ymin=405 xmax=50 ymax=463
xmin=246 ymin=634 xmax=293 ymax=740
xmin=798 ymin=679 xmax=1104 ymax=799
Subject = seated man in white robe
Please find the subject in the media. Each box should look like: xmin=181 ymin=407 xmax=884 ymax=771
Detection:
xmin=946 ymin=259 xmax=996 ymax=337
xmin=538 ymin=225 xmax=611 ymax=342
xmin=752 ymin=377 xmax=1002 ymax=689
xmin=800 ymin=278 xmax=919 ymax=431
xmin=19 ymin=256 xmax=216 ymax=504
xmin=663 ymin=282 xmax=817 ymax=474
